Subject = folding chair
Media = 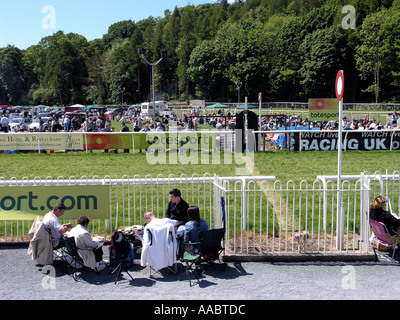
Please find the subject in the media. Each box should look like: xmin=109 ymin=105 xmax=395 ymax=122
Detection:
xmin=179 ymin=242 xmax=201 ymax=287
xmin=369 ymin=219 xmax=400 ymax=259
xmin=146 ymin=229 xmax=178 ymax=277
xmin=199 ymin=228 xmax=225 ymax=266
xmin=140 ymin=222 xmax=177 ymax=277
xmin=109 ymin=230 xmax=135 ymax=284
xmin=61 ymin=235 xmax=86 ymax=281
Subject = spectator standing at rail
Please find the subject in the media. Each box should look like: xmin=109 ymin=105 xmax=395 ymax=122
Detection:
xmin=392 ymin=112 xmax=398 ymax=128
xmin=1 ymin=114 xmax=9 ymax=132
xmin=64 ymin=115 xmax=70 ymax=132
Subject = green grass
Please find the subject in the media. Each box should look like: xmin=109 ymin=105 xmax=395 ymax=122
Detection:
xmin=0 ymin=152 xmax=245 ymax=179
xmin=254 ymin=150 xmax=400 ymax=183
xmin=1 ymin=149 xmax=399 ymax=181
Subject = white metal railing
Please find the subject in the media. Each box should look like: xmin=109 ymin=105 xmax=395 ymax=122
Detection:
xmin=1 ymin=171 xmax=399 ymax=256
xmin=215 ymin=177 xmax=370 ymax=255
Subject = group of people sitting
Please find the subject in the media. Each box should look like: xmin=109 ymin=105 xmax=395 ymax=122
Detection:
xmin=36 ymin=188 xmax=209 ymax=273
xmin=139 ymin=189 xmax=209 ymax=269
xmin=164 ymin=188 xmax=208 ymax=244
xmin=41 ymin=203 xmax=108 ymax=272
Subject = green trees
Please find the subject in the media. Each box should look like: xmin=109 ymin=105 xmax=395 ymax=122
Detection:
xmin=300 ymin=26 xmax=348 ymax=98
xmin=270 ymin=5 xmax=344 ymax=101
xmin=21 ymin=31 xmax=89 ymax=106
xmin=354 ymin=6 xmax=400 ymax=102
xmin=0 ymin=46 xmax=28 ymax=105
xmin=1 ymin=0 xmax=400 ymax=106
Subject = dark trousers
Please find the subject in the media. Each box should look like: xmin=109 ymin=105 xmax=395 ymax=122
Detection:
xmin=53 ymin=238 xmax=65 ymax=250
xmin=94 ymin=247 xmax=104 ymax=262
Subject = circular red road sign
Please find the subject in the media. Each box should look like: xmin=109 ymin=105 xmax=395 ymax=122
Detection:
xmin=336 ymin=70 xmax=344 ymax=101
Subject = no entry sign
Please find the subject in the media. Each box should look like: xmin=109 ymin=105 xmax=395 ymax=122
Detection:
xmin=336 ymin=70 xmax=344 ymax=101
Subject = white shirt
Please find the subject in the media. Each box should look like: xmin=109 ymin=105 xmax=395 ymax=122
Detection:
xmin=141 ymin=218 xmax=177 ymax=269
xmin=1 ymin=116 xmax=9 ymax=126
xmin=43 ymin=211 xmax=63 ymax=247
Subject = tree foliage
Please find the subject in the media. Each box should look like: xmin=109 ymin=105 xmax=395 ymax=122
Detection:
xmin=0 ymin=0 xmax=399 ymax=105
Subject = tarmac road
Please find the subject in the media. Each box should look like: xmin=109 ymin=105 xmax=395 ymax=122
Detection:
xmin=1 ymin=245 xmax=400 ymax=303
xmin=1 ymin=244 xmax=400 ymax=319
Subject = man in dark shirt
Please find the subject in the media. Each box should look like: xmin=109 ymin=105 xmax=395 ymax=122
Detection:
xmin=121 ymin=122 xmax=130 ymax=132
xmin=165 ymin=188 xmax=189 ymax=227
xmin=120 ymin=122 xmax=130 ymax=153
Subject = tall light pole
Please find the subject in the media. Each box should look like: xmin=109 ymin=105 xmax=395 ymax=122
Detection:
xmin=137 ymin=48 xmax=167 ymax=127
xmin=120 ymin=87 xmax=125 ymax=106
xmin=235 ymin=81 xmax=242 ymax=104
xmin=91 ymin=86 xmax=96 ymax=105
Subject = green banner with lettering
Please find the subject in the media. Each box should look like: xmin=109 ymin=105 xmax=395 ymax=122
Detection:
xmin=0 ymin=185 xmax=110 ymax=220
xmin=308 ymin=98 xmax=339 ymax=121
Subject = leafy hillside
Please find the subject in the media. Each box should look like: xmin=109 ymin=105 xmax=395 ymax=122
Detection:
xmin=1 ymin=0 xmax=399 ymax=106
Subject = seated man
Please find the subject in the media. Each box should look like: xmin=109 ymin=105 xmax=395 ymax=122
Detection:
xmin=42 ymin=203 xmax=72 ymax=249
xmin=68 ymin=215 xmax=107 ymax=272
xmin=165 ymin=188 xmax=189 ymax=236
xmin=141 ymin=212 xmax=178 ymax=270
xmin=184 ymin=206 xmax=209 ymax=243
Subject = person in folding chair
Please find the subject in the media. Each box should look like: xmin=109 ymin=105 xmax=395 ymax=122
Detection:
xmin=179 ymin=206 xmax=209 ymax=286
xmin=184 ymin=206 xmax=209 ymax=244
xmin=43 ymin=203 xmax=72 ymax=249
xmin=165 ymin=188 xmax=189 ymax=237
xmin=370 ymin=195 xmax=400 ymax=242
xmin=140 ymin=212 xmax=178 ymax=274
xmin=68 ymin=215 xmax=108 ymax=272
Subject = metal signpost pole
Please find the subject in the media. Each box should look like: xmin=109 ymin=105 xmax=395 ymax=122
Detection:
xmin=258 ymin=92 xmax=262 ymax=152
xmin=336 ymin=70 xmax=345 ymax=250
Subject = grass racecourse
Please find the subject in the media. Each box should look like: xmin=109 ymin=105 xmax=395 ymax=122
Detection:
xmin=0 ymin=149 xmax=399 ymax=182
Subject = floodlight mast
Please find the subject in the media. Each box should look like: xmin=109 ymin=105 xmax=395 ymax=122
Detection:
xmin=137 ymin=48 xmax=167 ymax=127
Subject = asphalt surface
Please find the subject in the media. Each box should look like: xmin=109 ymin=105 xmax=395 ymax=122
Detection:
xmin=1 ymin=244 xmax=400 ymax=306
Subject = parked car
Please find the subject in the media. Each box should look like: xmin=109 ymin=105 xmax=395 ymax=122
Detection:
xmin=8 ymin=117 xmax=31 ymax=130
xmin=8 ymin=117 xmax=24 ymax=129
xmin=105 ymin=109 xmax=119 ymax=120
xmin=28 ymin=117 xmax=51 ymax=131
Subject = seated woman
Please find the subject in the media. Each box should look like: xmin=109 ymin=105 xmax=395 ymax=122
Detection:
xmin=68 ymin=215 xmax=107 ymax=272
xmin=184 ymin=206 xmax=209 ymax=243
xmin=370 ymin=195 xmax=400 ymax=236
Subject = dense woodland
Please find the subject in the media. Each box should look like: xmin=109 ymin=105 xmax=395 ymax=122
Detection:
xmin=0 ymin=0 xmax=400 ymax=106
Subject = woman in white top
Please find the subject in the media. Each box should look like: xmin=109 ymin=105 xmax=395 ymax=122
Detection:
xmin=68 ymin=215 xmax=107 ymax=271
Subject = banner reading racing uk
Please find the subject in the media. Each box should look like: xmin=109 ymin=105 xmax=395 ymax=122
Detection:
xmin=298 ymin=130 xmax=400 ymax=151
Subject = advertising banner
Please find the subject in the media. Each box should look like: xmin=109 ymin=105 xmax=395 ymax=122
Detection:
xmin=0 ymin=133 xmax=84 ymax=151
xmin=85 ymin=133 xmax=134 ymax=149
xmin=309 ymin=98 xmax=339 ymax=121
xmin=298 ymin=130 xmax=400 ymax=151
xmin=145 ymin=132 xmax=216 ymax=151
xmin=85 ymin=132 xmax=217 ymax=151
xmin=0 ymin=185 xmax=110 ymax=220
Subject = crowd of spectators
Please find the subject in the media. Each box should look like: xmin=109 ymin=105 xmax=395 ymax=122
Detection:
xmin=259 ymin=112 xmax=399 ymax=131
xmin=1 ymin=106 xmax=399 ymax=134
